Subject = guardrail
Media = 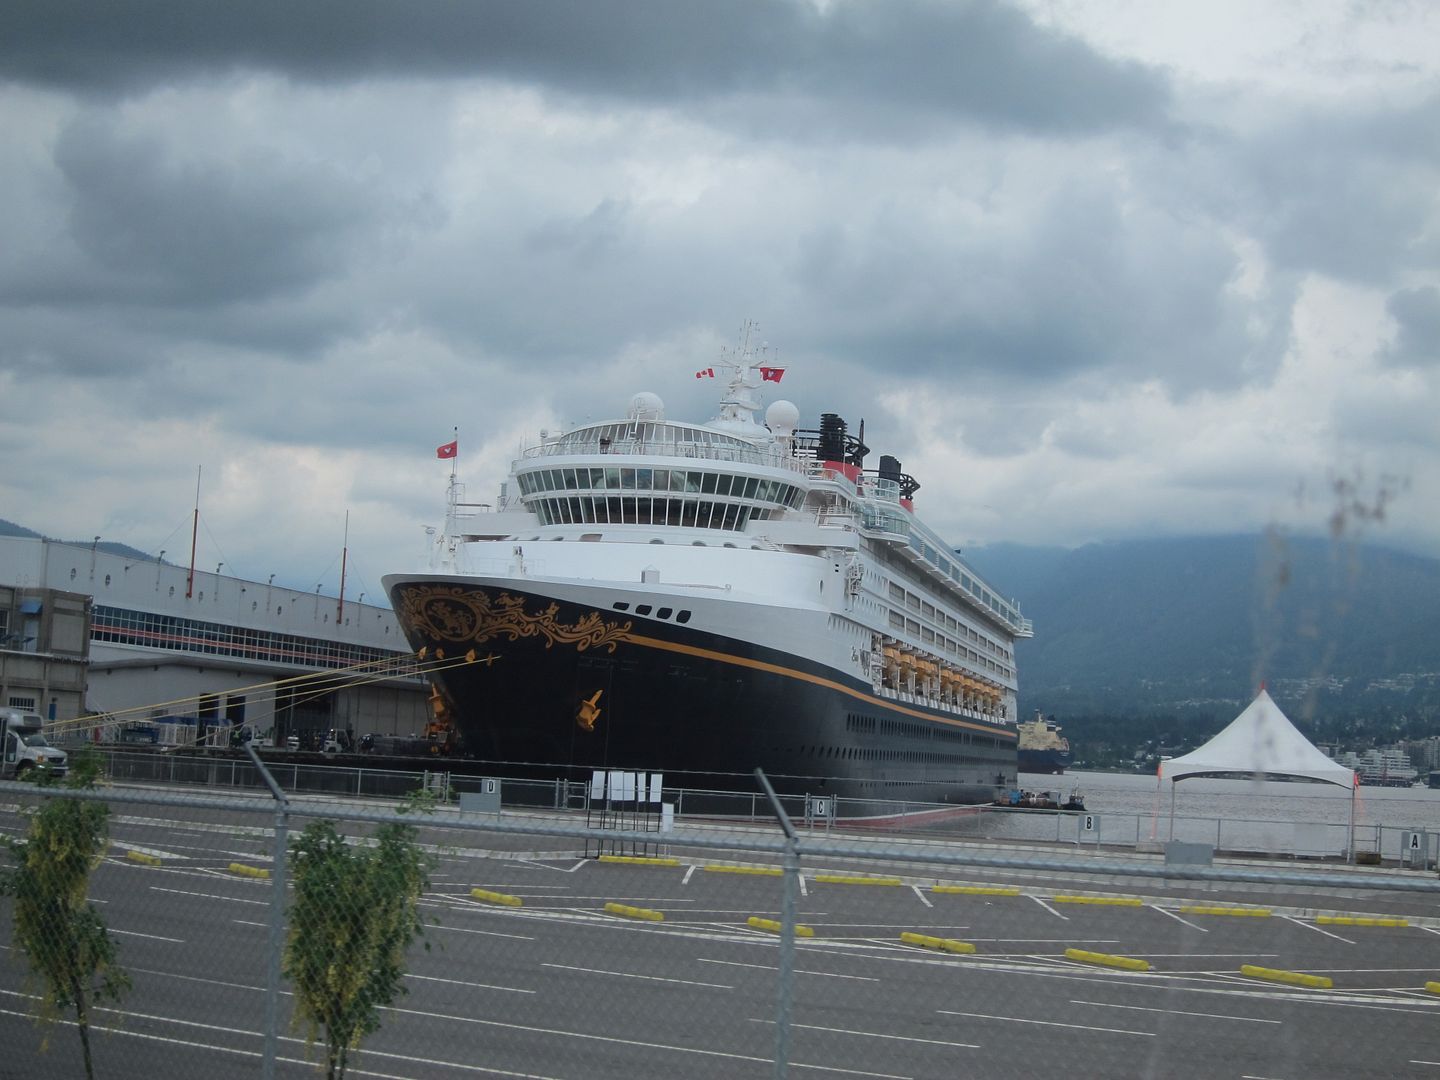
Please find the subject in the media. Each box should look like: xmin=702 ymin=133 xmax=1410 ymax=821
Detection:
xmin=76 ymin=749 xmax=1440 ymax=866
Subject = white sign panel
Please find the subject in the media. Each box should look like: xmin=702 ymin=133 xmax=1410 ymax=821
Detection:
xmin=1081 ymin=814 xmax=1098 ymax=833
xmin=661 ymin=803 xmax=675 ymax=833
xmin=590 ymin=770 xmax=605 ymax=799
xmin=648 ymin=773 xmax=664 ymax=803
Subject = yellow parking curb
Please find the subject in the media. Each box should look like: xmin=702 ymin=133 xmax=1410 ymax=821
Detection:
xmin=748 ymin=916 xmax=814 ymax=937
xmin=704 ymin=865 xmax=783 ymax=876
xmin=1054 ymin=895 xmax=1143 ymax=907
xmin=1425 ymin=981 xmax=1440 ymax=995
xmin=126 ymin=850 xmax=162 ymax=866
xmin=932 ymin=885 xmax=1021 ymax=897
xmin=1065 ymin=948 xmax=1150 ymax=972
xmin=1240 ymin=964 xmax=1332 ymax=989
xmin=900 ymin=931 xmax=976 ymax=954
xmin=604 ymin=902 xmax=664 ymax=922
xmin=228 ymin=862 xmax=270 ymax=879
xmin=1316 ymin=915 xmax=1407 ymax=927
xmin=470 ymin=888 xmax=523 ymax=907
xmin=814 ymin=874 xmax=903 ymax=886
xmin=1179 ymin=906 xmax=1271 ymax=917
xmin=598 ymin=855 xmax=680 ymax=867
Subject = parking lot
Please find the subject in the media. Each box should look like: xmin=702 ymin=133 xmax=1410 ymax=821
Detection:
xmin=4 ymin=799 xmax=1440 ymax=1079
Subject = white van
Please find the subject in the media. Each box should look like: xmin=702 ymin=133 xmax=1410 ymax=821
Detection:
xmin=0 ymin=708 xmax=69 ymax=779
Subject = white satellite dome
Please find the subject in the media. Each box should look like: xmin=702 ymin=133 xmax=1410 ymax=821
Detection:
xmin=629 ymin=392 xmax=665 ymax=422
xmin=765 ymin=399 xmax=800 ymax=434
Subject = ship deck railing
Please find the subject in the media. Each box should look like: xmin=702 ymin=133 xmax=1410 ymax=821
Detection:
xmin=518 ymin=436 xmax=812 ymax=476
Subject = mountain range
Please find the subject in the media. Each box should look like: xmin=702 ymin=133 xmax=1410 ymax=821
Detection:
xmin=7 ymin=517 xmax=1439 ymax=738
xmin=963 ymin=534 xmax=1440 ymax=736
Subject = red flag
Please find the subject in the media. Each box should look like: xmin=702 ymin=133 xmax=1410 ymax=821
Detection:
xmin=759 ymin=366 xmax=785 ymax=383
xmin=436 ymin=440 xmax=458 ymax=459
xmin=695 ymin=367 xmax=714 ymax=379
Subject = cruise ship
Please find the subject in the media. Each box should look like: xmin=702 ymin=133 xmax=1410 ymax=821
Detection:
xmin=384 ymin=333 xmax=1031 ymax=811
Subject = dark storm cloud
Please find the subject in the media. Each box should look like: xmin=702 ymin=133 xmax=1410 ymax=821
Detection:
xmin=1226 ymin=94 xmax=1440 ymax=285
xmin=1382 ymin=285 xmax=1440 ymax=368
xmin=32 ymin=115 xmax=392 ymax=307
xmin=0 ymin=0 xmax=1171 ymax=136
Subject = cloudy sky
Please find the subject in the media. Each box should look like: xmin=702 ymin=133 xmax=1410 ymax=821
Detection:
xmin=2 ymin=0 xmax=1436 ymax=603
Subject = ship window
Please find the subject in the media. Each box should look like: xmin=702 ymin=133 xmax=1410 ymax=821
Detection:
xmin=562 ymin=468 xmax=576 ymax=488
xmin=684 ymin=471 xmax=702 ymax=493
xmin=736 ymin=507 xmax=751 ymax=529
xmin=922 ymin=601 xmax=935 ymax=618
xmin=676 ymin=610 xmax=691 ymax=623
xmin=657 ymin=607 xmax=672 ymax=619
xmin=906 ymin=619 xmax=920 ymax=634
xmin=621 ymin=468 xmax=636 ymax=490
xmin=612 ymin=602 xmax=630 ymax=611
xmin=648 ymin=538 xmax=664 ymax=544
xmin=888 ymin=583 xmax=904 ymax=601
xmin=604 ymin=468 xmax=620 ymax=490
xmin=743 ymin=477 xmax=758 ymax=498
xmin=636 ymin=605 xmax=652 ymax=615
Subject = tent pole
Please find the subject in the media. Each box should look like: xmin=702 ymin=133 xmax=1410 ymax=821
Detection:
xmin=1168 ymin=780 xmax=1177 ymax=843
xmin=1348 ymin=783 xmax=1356 ymax=865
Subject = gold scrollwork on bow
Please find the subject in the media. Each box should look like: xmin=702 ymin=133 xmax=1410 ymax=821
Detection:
xmin=396 ymin=584 xmax=633 ymax=654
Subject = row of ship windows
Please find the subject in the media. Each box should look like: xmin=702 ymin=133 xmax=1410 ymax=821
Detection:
xmin=518 ymin=467 xmax=803 ymax=507
xmin=846 ymin=712 xmax=1004 ymax=747
xmin=90 ymin=604 xmax=419 ymax=676
xmin=803 ymin=744 xmax=997 ymax=766
xmin=611 ymin=602 xmax=692 ymax=624
xmin=556 ymin=421 xmax=754 ymax=452
xmin=886 ymin=580 xmax=1012 ymax=664
xmin=532 ymin=496 xmax=782 ymax=531
xmin=884 ymin=611 xmax=1013 ymax=680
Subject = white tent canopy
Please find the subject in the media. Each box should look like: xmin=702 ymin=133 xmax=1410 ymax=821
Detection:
xmin=1158 ymin=688 xmax=1359 ymax=859
xmin=1159 ymin=688 xmax=1355 ymax=788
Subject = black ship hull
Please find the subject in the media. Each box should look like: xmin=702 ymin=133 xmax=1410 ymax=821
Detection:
xmin=387 ymin=578 xmax=1017 ymax=815
xmin=1018 ymin=748 xmax=1073 ymax=775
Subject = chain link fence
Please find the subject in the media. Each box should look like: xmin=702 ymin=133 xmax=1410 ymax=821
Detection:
xmin=4 ymin=765 xmax=1440 ymax=1079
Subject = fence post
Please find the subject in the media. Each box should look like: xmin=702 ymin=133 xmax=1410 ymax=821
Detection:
xmin=244 ymin=743 xmax=290 ymax=1080
xmin=754 ymin=769 xmax=799 ymax=1080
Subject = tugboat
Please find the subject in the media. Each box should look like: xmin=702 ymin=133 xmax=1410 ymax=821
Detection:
xmin=993 ymin=788 xmax=1086 ymax=812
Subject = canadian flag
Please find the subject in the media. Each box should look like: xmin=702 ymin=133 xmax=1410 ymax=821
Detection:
xmin=759 ymin=366 xmax=785 ymax=383
xmin=436 ymin=440 xmax=458 ymax=459
xmin=695 ymin=367 xmax=715 ymax=379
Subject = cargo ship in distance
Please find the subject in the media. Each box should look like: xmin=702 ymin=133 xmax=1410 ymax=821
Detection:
xmin=384 ymin=330 xmax=1031 ymax=812
xmin=1017 ymin=712 xmax=1074 ymax=775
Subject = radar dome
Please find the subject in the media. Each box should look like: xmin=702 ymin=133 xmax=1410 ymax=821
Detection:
xmin=629 ymin=392 xmax=665 ymax=422
xmin=765 ymin=400 xmax=800 ymax=433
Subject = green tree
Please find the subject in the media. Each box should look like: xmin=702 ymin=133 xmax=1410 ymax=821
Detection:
xmin=1 ymin=751 xmax=130 ymax=1079
xmin=284 ymin=807 xmax=433 ymax=1079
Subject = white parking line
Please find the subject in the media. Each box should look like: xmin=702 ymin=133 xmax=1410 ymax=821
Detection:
xmin=750 ymin=1017 xmax=980 ymax=1049
xmin=910 ymin=885 xmax=932 ymax=908
xmin=937 ymin=1008 xmax=1154 ymax=1037
xmin=1071 ymin=999 xmax=1280 ymax=1024
xmin=1284 ymin=915 xmax=1355 ymax=944
xmin=542 ymin=962 xmax=733 ymax=989
xmin=1027 ymin=895 xmax=1068 ymax=920
xmin=1151 ymin=905 xmax=1208 ymax=931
